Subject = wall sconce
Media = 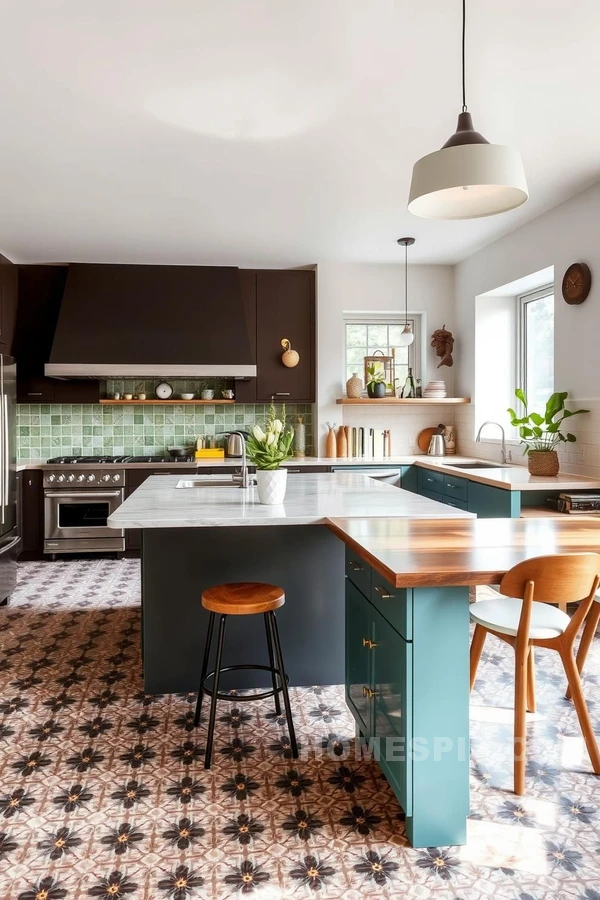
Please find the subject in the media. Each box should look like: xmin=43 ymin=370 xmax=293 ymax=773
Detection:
xmin=281 ymin=338 xmax=300 ymax=368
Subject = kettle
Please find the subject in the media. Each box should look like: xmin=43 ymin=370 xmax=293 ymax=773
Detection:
xmin=219 ymin=431 xmax=251 ymax=458
xmin=427 ymin=434 xmax=446 ymax=456
xmin=427 ymin=424 xmax=446 ymax=457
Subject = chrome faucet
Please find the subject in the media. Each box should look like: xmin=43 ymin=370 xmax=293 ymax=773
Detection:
xmin=475 ymin=421 xmax=511 ymax=464
xmin=230 ymin=431 xmax=252 ymax=488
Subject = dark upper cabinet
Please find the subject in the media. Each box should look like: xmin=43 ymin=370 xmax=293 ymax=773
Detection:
xmin=254 ymin=269 xmax=315 ymax=403
xmin=15 ymin=265 xmax=100 ymax=403
xmin=0 ymin=253 xmax=18 ymax=355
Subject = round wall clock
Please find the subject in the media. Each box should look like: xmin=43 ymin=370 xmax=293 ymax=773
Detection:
xmin=155 ymin=381 xmax=173 ymax=400
xmin=562 ymin=262 xmax=591 ymax=305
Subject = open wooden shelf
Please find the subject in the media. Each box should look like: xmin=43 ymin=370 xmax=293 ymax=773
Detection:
xmin=336 ymin=397 xmax=471 ymax=405
xmin=100 ymin=399 xmax=236 ymax=405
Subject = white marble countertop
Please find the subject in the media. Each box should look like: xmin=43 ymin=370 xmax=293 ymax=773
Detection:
xmin=108 ymin=472 xmax=475 ymax=529
xmin=18 ymin=454 xmax=600 ymax=492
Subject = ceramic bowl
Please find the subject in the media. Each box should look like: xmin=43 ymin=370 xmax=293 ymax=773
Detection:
xmin=181 ymin=393 xmax=194 ymax=401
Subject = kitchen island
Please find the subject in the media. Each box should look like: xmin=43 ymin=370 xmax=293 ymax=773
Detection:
xmin=108 ymin=472 xmax=471 ymax=694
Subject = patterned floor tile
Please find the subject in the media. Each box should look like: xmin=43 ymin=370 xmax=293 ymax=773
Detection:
xmin=0 ymin=560 xmax=597 ymax=899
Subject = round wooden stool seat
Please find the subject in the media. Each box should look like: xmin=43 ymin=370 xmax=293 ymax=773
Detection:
xmin=202 ymin=582 xmax=285 ymax=616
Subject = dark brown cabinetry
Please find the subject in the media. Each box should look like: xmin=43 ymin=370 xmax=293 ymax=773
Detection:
xmin=17 ymin=470 xmax=44 ymax=559
xmin=0 ymin=253 xmax=18 ymax=355
xmin=15 ymin=266 xmax=100 ymax=403
xmin=235 ymin=269 xmax=316 ymax=404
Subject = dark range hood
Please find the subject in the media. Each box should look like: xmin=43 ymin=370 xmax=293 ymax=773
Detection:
xmin=45 ymin=264 xmax=256 ymax=378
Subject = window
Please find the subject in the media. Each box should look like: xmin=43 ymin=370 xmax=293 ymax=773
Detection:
xmin=518 ymin=287 xmax=554 ymax=410
xmin=344 ymin=317 xmax=419 ymax=391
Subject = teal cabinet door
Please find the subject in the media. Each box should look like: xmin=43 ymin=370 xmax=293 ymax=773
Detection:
xmin=345 ymin=581 xmax=372 ymax=737
xmin=372 ymin=607 xmax=412 ymax=816
xmin=400 ymin=465 xmax=418 ymax=494
xmin=468 ymin=481 xmax=520 ymax=517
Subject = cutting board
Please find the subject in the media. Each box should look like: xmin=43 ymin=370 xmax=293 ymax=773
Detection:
xmin=417 ymin=427 xmax=437 ymax=453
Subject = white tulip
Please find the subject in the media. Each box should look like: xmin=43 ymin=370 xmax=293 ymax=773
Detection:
xmin=273 ymin=419 xmax=283 ymax=434
xmin=266 ymin=432 xmax=276 ymax=446
xmin=252 ymin=425 xmax=266 ymax=442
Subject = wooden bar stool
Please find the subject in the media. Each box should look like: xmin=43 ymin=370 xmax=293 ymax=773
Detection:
xmin=194 ymin=581 xmax=298 ymax=769
xmin=469 ymin=553 xmax=600 ymax=795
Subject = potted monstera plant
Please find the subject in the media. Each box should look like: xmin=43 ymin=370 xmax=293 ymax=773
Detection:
xmin=508 ymin=389 xmax=588 ymax=476
xmin=246 ymin=402 xmax=294 ymax=504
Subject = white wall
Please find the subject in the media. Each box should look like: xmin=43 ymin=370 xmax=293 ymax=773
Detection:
xmin=455 ymin=180 xmax=600 ymax=473
xmin=316 ymin=263 xmax=455 ymax=456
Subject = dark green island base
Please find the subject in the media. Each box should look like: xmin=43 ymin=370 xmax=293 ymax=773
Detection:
xmin=140 ymin=524 xmax=470 ymax=849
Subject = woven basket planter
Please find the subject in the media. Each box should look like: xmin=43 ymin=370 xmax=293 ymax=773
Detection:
xmin=527 ymin=450 xmax=559 ymax=476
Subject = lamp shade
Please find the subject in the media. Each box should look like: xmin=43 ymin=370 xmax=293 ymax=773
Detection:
xmin=408 ymin=142 xmax=528 ymax=220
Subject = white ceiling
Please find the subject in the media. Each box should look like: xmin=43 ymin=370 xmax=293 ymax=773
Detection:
xmin=1 ymin=0 xmax=599 ymax=266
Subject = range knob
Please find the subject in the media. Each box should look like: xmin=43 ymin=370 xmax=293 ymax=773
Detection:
xmin=87 ymin=474 xmax=96 ymax=482
xmin=67 ymin=474 xmax=75 ymax=482
xmin=77 ymin=474 xmax=85 ymax=482
xmin=47 ymin=473 xmax=56 ymax=482
xmin=101 ymin=474 xmax=111 ymax=482
xmin=57 ymin=474 xmax=66 ymax=483
xmin=112 ymin=473 xmax=121 ymax=482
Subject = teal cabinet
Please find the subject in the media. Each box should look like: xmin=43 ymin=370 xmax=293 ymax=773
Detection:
xmin=468 ymin=480 xmax=520 ymax=518
xmin=344 ymin=546 xmax=470 ymax=848
xmin=345 ymin=581 xmax=373 ymax=737
xmin=415 ymin=465 xmax=522 ymax=518
xmin=372 ymin=606 xmax=412 ymax=816
xmin=400 ymin=465 xmax=419 ymax=493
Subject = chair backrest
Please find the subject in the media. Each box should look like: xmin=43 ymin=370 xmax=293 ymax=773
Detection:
xmin=499 ymin=553 xmax=600 ymax=605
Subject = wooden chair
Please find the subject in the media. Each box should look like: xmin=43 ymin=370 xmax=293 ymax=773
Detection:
xmin=566 ymin=594 xmax=600 ymax=701
xmin=469 ymin=553 xmax=600 ymax=795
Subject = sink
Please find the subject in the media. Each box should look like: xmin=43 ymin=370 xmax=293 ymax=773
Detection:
xmin=176 ymin=479 xmax=240 ymax=488
xmin=445 ymin=462 xmax=507 ymax=469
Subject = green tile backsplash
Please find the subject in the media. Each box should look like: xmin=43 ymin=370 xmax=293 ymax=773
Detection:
xmin=17 ymin=380 xmax=313 ymax=460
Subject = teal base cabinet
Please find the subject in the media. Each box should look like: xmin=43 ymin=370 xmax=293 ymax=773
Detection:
xmin=345 ymin=549 xmax=470 ymax=847
xmin=416 ymin=466 xmax=522 ymax=517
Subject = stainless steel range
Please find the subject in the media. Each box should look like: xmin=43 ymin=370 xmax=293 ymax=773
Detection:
xmin=43 ymin=455 xmax=196 ymax=554
xmin=44 ymin=459 xmax=126 ymax=554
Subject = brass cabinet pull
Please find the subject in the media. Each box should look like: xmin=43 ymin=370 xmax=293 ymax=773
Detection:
xmin=362 ymin=686 xmax=377 ymax=699
xmin=349 ymin=561 xmax=363 ymax=572
xmin=374 ymin=585 xmax=394 ymax=599
xmin=362 ymin=638 xmax=378 ymax=650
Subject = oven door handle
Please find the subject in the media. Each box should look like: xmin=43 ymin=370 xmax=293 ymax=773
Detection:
xmin=44 ymin=491 xmax=123 ymax=499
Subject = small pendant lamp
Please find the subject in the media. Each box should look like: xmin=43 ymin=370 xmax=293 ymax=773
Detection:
xmin=408 ymin=0 xmax=528 ymax=220
xmin=396 ymin=237 xmax=415 ymax=347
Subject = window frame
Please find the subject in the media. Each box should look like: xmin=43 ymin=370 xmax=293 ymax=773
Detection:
xmin=516 ymin=284 xmax=554 ymax=408
xmin=343 ymin=313 xmax=421 ymax=392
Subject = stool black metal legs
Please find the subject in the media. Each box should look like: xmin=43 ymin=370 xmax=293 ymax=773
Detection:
xmin=194 ymin=611 xmax=216 ymax=728
xmin=204 ymin=614 xmax=227 ymax=768
xmin=265 ymin=612 xmax=282 ymax=716
xmin=269 ymin=611 xmax=298 ymax=760
xmin=196 ymin=610 xmax=298 ymax=769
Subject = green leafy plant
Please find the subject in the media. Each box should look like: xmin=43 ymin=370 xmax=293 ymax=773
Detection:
xmin=366 ymin=364 xmax=392 ymax=390
xmin=245 ymin=402 xmax=294 ymax=470
xmin=508 ymin=389 xmax=588 ymax=453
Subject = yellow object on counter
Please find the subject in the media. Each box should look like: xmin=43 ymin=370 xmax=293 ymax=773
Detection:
xmin=195 ymin=449 xmax=225 ymax=459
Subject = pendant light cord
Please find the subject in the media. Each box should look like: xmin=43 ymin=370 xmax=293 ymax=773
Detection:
xmin=404 ymin=241 xmax=408 ymax=325
xmin=461 ymin=0 xmax=467 ymax=111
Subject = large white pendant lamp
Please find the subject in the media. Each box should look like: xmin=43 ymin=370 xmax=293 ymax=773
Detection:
xmin=396 ymin=237 xmax=415 ymax=347
xmin=408 ymin=0 xmax=528 ymax=220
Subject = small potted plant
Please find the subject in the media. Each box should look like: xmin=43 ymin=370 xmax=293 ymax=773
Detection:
xmin=246 ymin=402 xmax=294 ymax=504
xmin=366 ymin=364 xmax=387 ymax=399
xmin=508 ymin=389 xmax=588 ymax=476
